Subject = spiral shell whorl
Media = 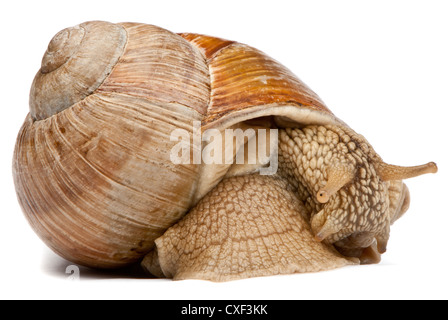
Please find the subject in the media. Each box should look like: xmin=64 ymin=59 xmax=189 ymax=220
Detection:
xmin=30 ymin=21 xmax=127 ymax=120
xmin=41 ymin=26 xmax=85 ymax=74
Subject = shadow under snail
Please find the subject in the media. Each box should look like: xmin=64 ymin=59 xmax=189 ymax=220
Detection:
xmin=13 ymin=21 xmax=437 ymax=281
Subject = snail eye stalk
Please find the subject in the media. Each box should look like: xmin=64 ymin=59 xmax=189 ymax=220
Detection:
xmin=316 ymin=162 xmax=356 ymax=204
xmin=375 ymin=161 xmax=437 ymax=181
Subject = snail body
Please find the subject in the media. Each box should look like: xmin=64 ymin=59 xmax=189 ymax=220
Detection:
xmin=13 ymin=21 xmax=437 ymax=280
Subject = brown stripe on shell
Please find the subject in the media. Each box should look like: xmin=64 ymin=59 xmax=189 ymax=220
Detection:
xmin=98 ymin=23 xmax=210 ymax=115
xmin=179 ymin=33 xmax=235 ymax=61
xmin=13 ymin=92 xmax=202 ymax=268
xmin=203 ymin=43 xmax=332 ymax=126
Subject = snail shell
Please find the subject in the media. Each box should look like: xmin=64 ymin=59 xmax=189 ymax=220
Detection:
xmin=16 ymin=21 xmax=207 ymax=267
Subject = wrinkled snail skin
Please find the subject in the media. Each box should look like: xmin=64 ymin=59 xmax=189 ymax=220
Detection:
xmin=142 ymin=174 xmax=357 ymax=282
xmin=13 ymin=21 xmax=437 ymax=280
xmin=142 ymin=125 xmax=435 ymax=280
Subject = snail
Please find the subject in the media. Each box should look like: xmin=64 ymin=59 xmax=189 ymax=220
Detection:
xmin=13 ymin=21 xmax=437 ymax=281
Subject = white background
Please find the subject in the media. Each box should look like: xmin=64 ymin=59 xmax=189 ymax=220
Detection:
xmin=1 ymin=0 xmax=447 ymax=300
